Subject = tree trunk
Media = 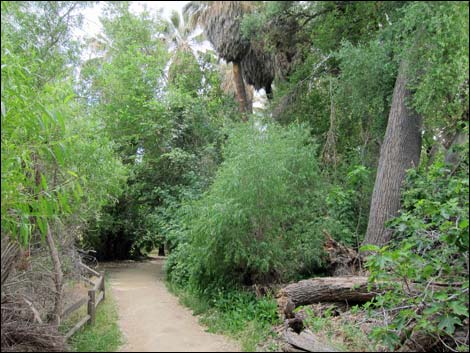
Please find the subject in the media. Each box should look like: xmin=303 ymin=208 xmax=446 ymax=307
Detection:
xmin=363 ymin=60 xmax=423 ymax=247
xmin=232 ymin=61 xmax=250 ymax=118
xmin=277 ymin=276 xmax=375 ymax=319
xmin=46 ymin=223 xmax=63 ymax=326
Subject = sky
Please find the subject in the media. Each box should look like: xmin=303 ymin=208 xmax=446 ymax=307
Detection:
xmin=76 ymin=1 xmax=189 ymax=38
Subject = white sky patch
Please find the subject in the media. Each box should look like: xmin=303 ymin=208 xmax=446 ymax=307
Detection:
xmin=74 ymin=1 xmax=189 ymax=39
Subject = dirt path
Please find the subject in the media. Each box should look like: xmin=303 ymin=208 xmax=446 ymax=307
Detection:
xmin=103 ymin=258 xmax=240 ymax=352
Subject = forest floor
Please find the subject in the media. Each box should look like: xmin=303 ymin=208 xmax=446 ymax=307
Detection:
xmin=102 ymin=257 xmax=240 ymax=352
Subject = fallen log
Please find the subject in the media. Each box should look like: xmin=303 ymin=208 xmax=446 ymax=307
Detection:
xmin=277 ymin=276 xmax=376 ymax=319
xmin=281 ymin=343 xmax=307 ymax=352
xmin=284 ymin=328 xmax=337 ymax=352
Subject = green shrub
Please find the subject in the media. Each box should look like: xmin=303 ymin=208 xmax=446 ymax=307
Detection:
xmin=167 ymin=120 xmax=328 ymax=290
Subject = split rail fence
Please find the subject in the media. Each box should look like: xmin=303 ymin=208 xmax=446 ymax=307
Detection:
xmin=62 ymin=262 xmax=105 ymax=340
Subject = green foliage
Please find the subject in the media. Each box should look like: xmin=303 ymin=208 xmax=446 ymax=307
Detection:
xmin=323 ymin=165 xmax=372 ymax=248
xmin=361 ymin=138 xmax=469 ymax=351
xmin=1 ymin=1 xmax=90 ymax=87
xmin=397 ymin=2 xmax=469 ymax=128
xmin=168 ymin=49 xmax=203 ymax=94
xmin=167 ymin=121 xmax=329 ymax=290
xmin=296 ymin=304 xmax=375 ymax=351
xmin=335 ymin=39 xmax=397 ymax=147
xmin=1 ymin=1 xmax=125 ymax=245
xmin=80 ymin=3 xmax=239 ymax=259
xmin=168 ymin=283 xmax=279 ymax=352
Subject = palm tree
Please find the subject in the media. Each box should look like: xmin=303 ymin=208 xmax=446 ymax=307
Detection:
xmin=163 ymin=10 xmax=203 ymax=93
xmin=220 ymin=62 xmax=254 ymax=113
xmin=183 ymin=1 xmax=254 ymax=116
xmin=240 ymin=43 xmax=275 ymax=99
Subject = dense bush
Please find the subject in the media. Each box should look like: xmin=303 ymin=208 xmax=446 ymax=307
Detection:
xmin=362 ymin=138 xmax=469 ymax=351
xmin=166 ymin=121 xmax=331 ymax=290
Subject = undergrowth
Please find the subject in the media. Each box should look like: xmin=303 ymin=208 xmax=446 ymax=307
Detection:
xmin=167 ymin=282 xmax=280 ymax=351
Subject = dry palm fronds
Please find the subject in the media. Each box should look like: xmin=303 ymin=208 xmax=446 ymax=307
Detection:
xmin=1 ymin=296 xmax=67 ymax=352
xmin=1 ymin=236 xmax=68 ymax=352
xmin=184 ymin=1 xmax=254 ymax=63
xmin=240 ymin=44 xmax=275 ymax=92
xmin=1 ymin=237 xmax=20 ymax=287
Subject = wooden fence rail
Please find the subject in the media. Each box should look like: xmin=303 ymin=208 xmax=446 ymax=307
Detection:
xmin=63 ymin=263 xmax=105 ymax=340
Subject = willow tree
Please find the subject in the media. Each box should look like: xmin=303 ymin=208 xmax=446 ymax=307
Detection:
xmin=183 ymin=1 xmax=253 ymax=115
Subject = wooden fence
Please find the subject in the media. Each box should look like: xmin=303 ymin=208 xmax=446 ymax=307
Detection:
xmin=62 ymin=262 xmax=105 ymax=340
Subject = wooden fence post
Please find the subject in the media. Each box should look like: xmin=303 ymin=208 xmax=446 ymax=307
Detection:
xmin=100 ymin=271 xmax=105 ymax=300
xmin=87 ymin=289 xmax=96 ymax=325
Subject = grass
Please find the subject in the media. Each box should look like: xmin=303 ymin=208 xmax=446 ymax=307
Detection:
xmin=63 ymin=279 xmax=123 ymax=352
xmin=296 ymin=304 xmax=377 ymax=352
xmin=167 ymin=282 xmax=280 ymax=352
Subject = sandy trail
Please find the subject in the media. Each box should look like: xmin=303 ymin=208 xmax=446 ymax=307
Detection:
xmin=103 ymin=258 xmax=239 ymax=352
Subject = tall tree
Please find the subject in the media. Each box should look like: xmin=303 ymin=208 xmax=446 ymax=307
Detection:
xmin=219 ymin=62 xmax=254 ymax=113
xmin=363 ymin=1 xmax=468 ymax=247
xmin=164 ymin=10 xmax=203 ymax=93
xmin=363 ymin=60 xmax=423 ymax=246
xmin=184 ymin=1 xmax=253 ymax=116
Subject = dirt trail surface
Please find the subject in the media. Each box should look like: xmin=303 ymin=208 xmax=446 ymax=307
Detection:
xmin=103 ymin=258 xmax=240 ymax=352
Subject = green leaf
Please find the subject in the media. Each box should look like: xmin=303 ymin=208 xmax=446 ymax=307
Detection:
xmin=20 ymin=222 xmax=30 ymax=245
xmin=423 ymin=304 xmax=442 ymax=316
xmin=440 ymin=209 xmax=450 ymax=219
xmin=67 ymin=170 xmax=78 ymax=178
xmin=438 ymin=314 xmax=461 ymax=335
xmin=63 ymin=93 xmax=75 ymax=104
xmin=449 ymin=302 xmax=469 ymax=317
xmin=435 ymin=292 xmax=448 ymax=301
xmin=55 ymin=110 xmax=65 ymax=131
xmin=459 ymin=219 xmax=469 ymax=230
xmin=37 ymin=217 xmax=47 ymax=238
xmin=360 ymin=244 xmax=380 ymax=252
xmin=58 ymin=192 xmax=71 ymax=213
xmin=40 ymin=174 xmax=47 ymax=191
xmin=53 ymin=145 xmax=64 ymax=165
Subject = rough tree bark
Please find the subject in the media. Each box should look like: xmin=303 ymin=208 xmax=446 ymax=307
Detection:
xmin=232 ymin=61 xmax=251 ymax=118
xmin=277 ymin=276 xmax=375 ymax=319
xmin=284 ymin=328 xmax=337 ymax=352
xmin=363 ymin=60 xmax=423 ymax=247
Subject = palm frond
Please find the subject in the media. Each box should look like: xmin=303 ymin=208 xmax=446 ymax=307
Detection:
xmin=169 ymin=10 xmax=180 ymax=30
